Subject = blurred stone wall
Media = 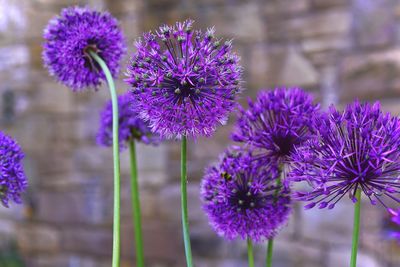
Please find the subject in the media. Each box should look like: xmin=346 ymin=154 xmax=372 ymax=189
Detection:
xmin=0 ymin=0 xmax=400 ymax=266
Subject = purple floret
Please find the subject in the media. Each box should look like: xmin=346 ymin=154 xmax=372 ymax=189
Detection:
xmin=43 ymin=6 xmax=126 ymax=91
xmin=126 ymin=20 xmax=242 ymax=139
xmin=0 ymin=131 xmax=27 ymax=207
xmin=232 ymin=88 xmax=320 ymax=165
xmin=97 ymin=92 xmax=160 ymax=149
xmin=201 ymin=147 xmax=291 ymax=242
xmin=290 ymin=100 xmax=400 ymax=210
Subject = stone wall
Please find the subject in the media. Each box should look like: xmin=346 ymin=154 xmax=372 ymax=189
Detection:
xmin=0 ymin=0 xmax=400 ymax=266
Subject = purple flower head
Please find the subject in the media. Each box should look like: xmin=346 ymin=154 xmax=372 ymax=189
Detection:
xmin=201 ymin=147 xmax=291 ymax=242
xmin=289 ymin=100 xmax=400 ymax=210
xmin=0 ymin=131 xmax=28 ymax=207
xmin=97 ymin=92 xmax=160 ymax=149
xmin=126 ymin=20 xmax=242 ymax=139
xmin=43 ymin=6 xmax=126 ymax=91
xmin=232 ymin=88 xmax=320 ymax=165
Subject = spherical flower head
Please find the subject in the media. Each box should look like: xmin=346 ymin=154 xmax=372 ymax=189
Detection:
xmin=201 ymin=147 xmax=291 ymax=242
xmin=0 ymin=131 xmax=28 ymax=207
xmin=43 ymin=6 xmax=126 ymax=91
xmin=232 ymin=88 xmax=320 ymax=165
xmin=289 ymin=100 xmax=400 ymax=210
xmin=126 ymin=20 xmax=242 ymax=139
xmin=97 ymin=92 xmax=160 ymax=149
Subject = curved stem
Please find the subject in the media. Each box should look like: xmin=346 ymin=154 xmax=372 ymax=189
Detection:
xmin=266 ymin=238 xmax=273 ymax=267
xmin=89 ymin=51 xmax=121 ymax=267
xmin=129 ymin=139 xmax=145 ymax=267
xmin=247 ymin=238 xmax=255 ymax=267
xmin=350 ymin=188 xmax=362 ymax=267
xmin=181 ymin=137 xmax=193 ymax=267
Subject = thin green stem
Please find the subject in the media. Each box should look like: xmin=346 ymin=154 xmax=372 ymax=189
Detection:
xmin=265 ymin=168 xmax=283 ymax=267
xmin=129 ymin=139 xmax=145 ymax=267
xmin=247 ymin=238 xmax=255 ymax=267
xmin=181 ymin=137 xmax=193 ymax=267
xmin=266 ymin=238 xmax=273 ymax=267
xmin=89 ymin=51 xmax=121 ymax=267
xmin=350 ymin=188 xmax=362 ymax=267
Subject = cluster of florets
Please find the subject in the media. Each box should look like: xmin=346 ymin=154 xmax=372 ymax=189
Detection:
xmin=126 ymin=20 xmax=242 ymax=139
xmin=201 ymin=148 xmax=291 ymax=242
xmin=289 ymin=101 xmax=400 ymax=210
xmin=97 ymin=93 xmax=160 ymax=149
xmin=232 ymin=88 xmax=320 ymax=164
xmin=0 ymin=131 xmax=27 ymax=207
xmin=43 ymin=6 xmax=126 ymax=90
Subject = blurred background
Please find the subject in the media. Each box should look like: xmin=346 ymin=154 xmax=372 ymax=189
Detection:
xmin=1 ymin=0 xmax=400 ymax=266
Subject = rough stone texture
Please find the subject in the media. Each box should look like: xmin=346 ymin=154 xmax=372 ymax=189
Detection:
xmin=0 ymin=0 xmax=398 ymax=266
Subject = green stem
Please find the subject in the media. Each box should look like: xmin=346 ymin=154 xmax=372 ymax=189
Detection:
xmin=129 ymin=139 xmax=145 ymax=267
xmin=350 ymin=188 xmax=362 ymax=267
xmin=181 ymin=137 xmax=193 ymax=267
xmin=266 ymin=169 xmax=283 ymax=267
xmin=89 ymin=51 xmax=121 ymax=267
xmin=247 ymin=238 xmax=255 ymax=267
xmin=266 ymin=238 xmax=273 ymax=267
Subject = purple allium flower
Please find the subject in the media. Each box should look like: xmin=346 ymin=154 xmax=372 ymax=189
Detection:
xmin=0 ymin=131 xmax=27 ymax=207
xmin=43 ymin=6 xmax=126 ymax=91
xmin=232 ymin=88 xmax=320 ymax=165
xmin=97 ymin=93 xmax=159 ymax=149
xmin=126 ymin=20 xmax=242 ymax=139
xmin=289 ymin=100 xmax=400 ymax=210
xmin=201 ymin=147 xmax=291 ymax=242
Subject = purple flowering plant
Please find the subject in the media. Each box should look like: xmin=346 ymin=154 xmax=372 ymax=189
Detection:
xmin=125 ymin=20 xmax=243 ymax=267
xmin=0 ymin=131 xmax=27 ymax=207
xmin=289 ymin=100 xmax=400 ymax=267
xmin=38 ymin=4 xmax=400 ymax=267
xmin=43 ymin=6 xmax=127 ymax=267
xmin=290 ymin=101 xmax=400 ymax=210
xmin=232 ymin=88 xmax=320 ymax=165
xmin=126 ymin=20 xmax=242 ymax=139
xmin=43 ymin=6 xmax=126 ymax=90
xmin=201 ymin=147 xmax=291 ymax=242
xmin=231 ymin=88 xmax=320 ymax=266
xmin=97 ymin=92 xmax=159 ymax=149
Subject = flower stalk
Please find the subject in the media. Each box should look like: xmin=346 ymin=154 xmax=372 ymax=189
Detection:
xmin=181 ymin=136 xmax=193 ymax=267
xmin=129 ymin=138 xmax=145 ymax=267
xmin=247 ymin=238 xmax=255 ymax=267
xmin=350 ymin=188 xmax=362 ymax=267
xmin=89 ymin=51 xmax=121 ymax=267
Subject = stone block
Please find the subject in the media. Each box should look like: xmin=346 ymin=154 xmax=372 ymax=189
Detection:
xmin=16 ymin=223 xmax=60 ymax=253
xmin=61 ymin=227 xmax=112 ymax=256
xmin=353 ymin=0 xmax=396 ymax=48
xmin=339 ymin=49 xmax=400 ymax=101
xmin=286 ymin=9 xmax=351 ymax=38
xmin=204 ymin=3 xmax=266 ymax=43
xmin=264 ymin=0 xmax=309 ymax=17
xmin=300 ymin=200 xmax=354 ymax=245
xmin=262 ymin=46 xmax=319 ymax=87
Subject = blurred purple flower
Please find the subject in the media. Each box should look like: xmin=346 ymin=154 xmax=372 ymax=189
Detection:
xmin=126 ymin=20 xmax=242 ymax=139
xmin=201 ymin=147 xmax=291 ymax=242
xmin=0 ymin=131 xmax=27 ymax=207
xmin=290 ymin=100 xmax=400 ymax=210
xmin=232 ymin=88 xmax=320 ymax=165
xmin=388 ymin=209 xmax=400 ymax=242
xmin=97 ymin=92 xmax=159 ymax=149
xmin=43 ymin=6 xmax=126 ymax=91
